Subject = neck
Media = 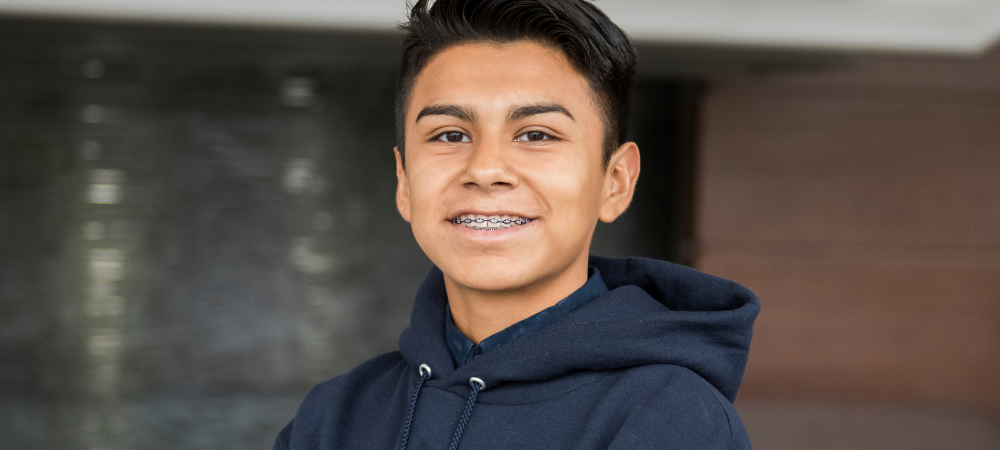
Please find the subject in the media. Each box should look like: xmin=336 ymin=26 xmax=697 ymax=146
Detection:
xmin=444 ymin=254 xmax=590 ymax=344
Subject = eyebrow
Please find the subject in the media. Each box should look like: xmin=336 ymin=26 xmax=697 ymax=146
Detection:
xmin=507 ymin=103 xmax=574 ymax=122
xmin=414 ymin=102 xmax=575 ymax=124
xmin=415 ymin=104 xmax=478 ymax=123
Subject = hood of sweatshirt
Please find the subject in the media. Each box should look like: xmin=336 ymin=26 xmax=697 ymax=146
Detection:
xmin=398 ymin=255 xmax=759 ymax=403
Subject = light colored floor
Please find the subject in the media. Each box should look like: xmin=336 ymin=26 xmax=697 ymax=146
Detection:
xmin=737 ymin=401 xmax=1000 ymax=450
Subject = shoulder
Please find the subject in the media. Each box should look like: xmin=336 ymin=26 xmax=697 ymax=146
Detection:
xmin=282 ymin=351 xmax=408 ymax=441
xmin=298 ymin=351 xmax=406 ymax=411
xmin=609 ymin=364 xmax=751 ymax=449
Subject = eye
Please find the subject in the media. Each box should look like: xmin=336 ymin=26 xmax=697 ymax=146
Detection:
xmin=435 ymin=131 xmax=471 ymax=143
xmin=515 ymin=131 xmax=556 ymax=142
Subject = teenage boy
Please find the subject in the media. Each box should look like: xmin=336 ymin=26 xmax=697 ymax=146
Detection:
xmin=275 ymin=0 xmax=759 ymax=448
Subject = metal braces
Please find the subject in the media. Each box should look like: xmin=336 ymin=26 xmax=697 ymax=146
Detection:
xmin=451 ymin=217 xmax=532 ymax=226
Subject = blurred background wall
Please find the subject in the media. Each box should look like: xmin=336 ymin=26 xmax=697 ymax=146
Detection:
xmin=698 ymin=47 xmax=1000 ymax=449
xmin=0 ymin=1 xmax=998 ymax=449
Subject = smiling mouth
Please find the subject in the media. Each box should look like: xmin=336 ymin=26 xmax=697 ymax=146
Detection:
xmin=450 ymin=214 xmax=534 ymax=230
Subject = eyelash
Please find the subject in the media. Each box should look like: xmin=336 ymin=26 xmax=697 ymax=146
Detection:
xmin=432 ymin=131 xmax=471 ymax=143
xmin=515 ymin=131 xmax=559 ymax=142
xmin=430 ymin=130 xmax=560 ymax=143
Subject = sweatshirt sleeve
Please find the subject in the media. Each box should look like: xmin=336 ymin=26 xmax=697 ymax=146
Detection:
xmin=607 ymin=366 xmax=751 ymax=450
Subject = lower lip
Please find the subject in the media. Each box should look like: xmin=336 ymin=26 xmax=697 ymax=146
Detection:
xmin=450 ymin=220 xmax=535 ymax=241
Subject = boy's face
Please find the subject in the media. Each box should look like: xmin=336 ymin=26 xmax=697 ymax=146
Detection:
xmin=395 ymin=41 xmax=637 ymax=294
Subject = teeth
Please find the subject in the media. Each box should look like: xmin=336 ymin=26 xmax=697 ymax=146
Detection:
xmin=451 ymin=213 xmax=533 ymax=230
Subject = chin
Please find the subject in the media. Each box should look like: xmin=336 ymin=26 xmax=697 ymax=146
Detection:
xmin=440 ymin=256 xmax=536 ymax=292
xmin=416 ymin=223 xmax=589 ymax=294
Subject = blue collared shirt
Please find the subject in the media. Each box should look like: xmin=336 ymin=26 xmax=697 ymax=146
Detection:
xmin=444 ymin=266 xmax=608 ymax=368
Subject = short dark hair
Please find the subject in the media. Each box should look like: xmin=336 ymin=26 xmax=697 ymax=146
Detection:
xmin=395 ymin=0 xmax=637 ymax=166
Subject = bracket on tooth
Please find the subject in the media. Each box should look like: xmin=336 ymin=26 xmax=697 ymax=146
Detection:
xmin=451 ymin=218 xmax=533 ymax=225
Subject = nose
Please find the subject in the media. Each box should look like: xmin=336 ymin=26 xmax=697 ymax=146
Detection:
xmin=459 ymin=137 xmax=519 ymax=192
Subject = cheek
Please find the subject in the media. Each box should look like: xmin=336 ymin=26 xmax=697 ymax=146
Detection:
xmin=402 ymin=169 xmax=441 ymax=225
xmin=404 ymin=162 xmax=463 ymax=243
xmin=407 ymin=157 xmax=450 ymax=198
xmin=531 ymin=163 xmax=604 ymax=230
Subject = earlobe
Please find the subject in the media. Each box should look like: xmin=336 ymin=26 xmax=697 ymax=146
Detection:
xmin=394 ymin=147 xmax=411 ymax=222
xmin=598 ymin=142 xmax=640 ymax=223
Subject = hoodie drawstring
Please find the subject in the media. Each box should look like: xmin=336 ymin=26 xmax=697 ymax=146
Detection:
xmin=398 ymin=364 xmax=432 ymax=450
xmin=448 ymin=377 xmax=484 ymax=450
xmin=398 ymin=366 xmax=485 ymax=450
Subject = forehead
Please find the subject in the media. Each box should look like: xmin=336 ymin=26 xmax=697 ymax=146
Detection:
xmin=408 ymin=41 xmax=597 ymax=118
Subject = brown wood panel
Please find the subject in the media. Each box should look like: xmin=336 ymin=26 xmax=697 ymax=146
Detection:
xmin=697 ymin=48 xmax=1000 ymax=414
xmin=700 ymin=94 xmax=1000 ymax=245
xmin=703 ymin=254 xmax=1000 ymax=409
xmin=736 ymin=402 xmax=1000 ymax=450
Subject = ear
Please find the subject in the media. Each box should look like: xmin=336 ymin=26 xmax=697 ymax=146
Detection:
xmin=394 ymin=147 xmax=411 ymax=223
xmin=598 ymin=142 xmax=640 ymax=223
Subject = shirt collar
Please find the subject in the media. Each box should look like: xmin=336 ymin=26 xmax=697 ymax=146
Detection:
xmin=445 ymin=266 xmax=608 ymax=368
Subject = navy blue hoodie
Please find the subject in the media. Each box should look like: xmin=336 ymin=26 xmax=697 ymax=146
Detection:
xmin=274 ymin=256 xmax=759 ymax=449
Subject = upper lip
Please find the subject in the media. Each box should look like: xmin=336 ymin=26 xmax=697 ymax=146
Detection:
xmin=448 ymin=210 xmax=537 ymax=220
